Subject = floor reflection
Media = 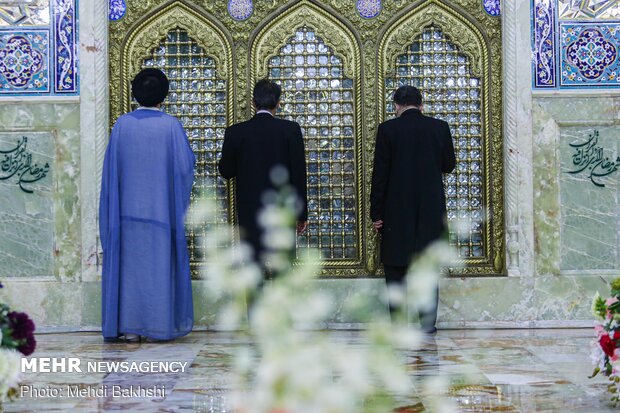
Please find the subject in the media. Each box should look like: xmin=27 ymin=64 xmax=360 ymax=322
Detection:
xmin=9 ymin=329 xmax=615 ymax=412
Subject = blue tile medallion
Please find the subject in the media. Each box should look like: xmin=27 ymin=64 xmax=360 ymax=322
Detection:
xmin=561 ymin=23 xmax=620 ymax=87
xmin=109 ymin=0 xmax=126 ymax=21
xmin=227 ymin=0 xmax=253 ymax=21
xmin=356 ymin=0 xmax=381 ymax=19
xmin=0 ymin=30 xmax=49 ymax=93
xmin=483 ymin=0 xmax=501 ymax=16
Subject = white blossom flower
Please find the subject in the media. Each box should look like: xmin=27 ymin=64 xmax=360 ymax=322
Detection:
xmin=386 ymin=283 xmax=406 ymax=308
xmin=262 ymin=228 xmax=296 ymax=251
xmin=189 ymin=188 xmax=459 ymax=413
xmin=590 ymin=339 xmax=607 ymax=372
xmin=0 ymin=349 xmax=21 ymax=401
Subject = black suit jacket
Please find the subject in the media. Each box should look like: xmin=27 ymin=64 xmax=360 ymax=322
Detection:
xmin=370 ymin=108 xmax=456 ymax=266
xmin=218 ymin=113 xmax=308 ymax=260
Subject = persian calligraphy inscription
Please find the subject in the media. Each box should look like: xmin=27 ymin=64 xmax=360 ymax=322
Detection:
xmin=567 ymin=130 xmax=619 ymax=187
xmin=0 ymin=132 xmax=54 ymax=277
xmin=0 ymin=136 xmax=50 ymax=193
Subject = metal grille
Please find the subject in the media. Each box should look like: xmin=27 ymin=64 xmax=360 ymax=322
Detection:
xmin=268 ymin=26 xmax=358 ymax=260
xmin=139 ymin=28 xmax=229 ymax=263
xmin=386 ymin=26 xmax=484 ymax=258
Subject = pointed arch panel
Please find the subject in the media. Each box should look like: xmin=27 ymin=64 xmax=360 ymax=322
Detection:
xmin=379 ymin=0 xmax=504 ymax=275
xmin=250 ymin=1 xmax=366 ymax=276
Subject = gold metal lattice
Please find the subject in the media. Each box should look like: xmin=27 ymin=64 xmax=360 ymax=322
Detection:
xmin=138 ymin=28 xmax=229 ymax=263
xmin=268 ymin=26 xmax=358 ymax=260
xmin=386 ymin=26 xmax=484 ymax=258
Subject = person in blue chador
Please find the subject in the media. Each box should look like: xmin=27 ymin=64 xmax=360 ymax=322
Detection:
xmin=99 ymin=68 xmax=196 ymax=342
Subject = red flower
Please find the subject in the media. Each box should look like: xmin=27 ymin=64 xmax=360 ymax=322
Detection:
xmin=17 ymin=335 xmax=36 ymax=356
xmin=600 ymin=334 xmax=616 ymax=357
xmin=8 ymin=311 xmax=35 ymax=340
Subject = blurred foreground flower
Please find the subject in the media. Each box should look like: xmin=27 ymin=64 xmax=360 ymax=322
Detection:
xmin=0 ymin=291 xmax=37 ymax=404
xmin=191 ymin=181 xmax=462 ymax=413
xmin=0 ymin=349 xmax=20 ymax=402
xmin=590 ymin=278 xmax=620 ymax=406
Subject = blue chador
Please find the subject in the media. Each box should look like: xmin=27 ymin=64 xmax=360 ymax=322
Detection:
xmin=99 ymin=108 xmax=196 ymax=340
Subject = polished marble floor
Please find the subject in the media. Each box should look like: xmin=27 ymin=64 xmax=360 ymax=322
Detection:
xmin=9 ymin=329 xmax=613 ymax=412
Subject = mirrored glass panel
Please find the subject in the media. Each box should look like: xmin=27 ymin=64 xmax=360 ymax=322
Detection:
xmin=139 ymin=28 xmax=229 ymax=263
xmin=385 ymin=26 xmax=484 ymax=258
xmin=267 ymin=26 xmax=358 ymax=260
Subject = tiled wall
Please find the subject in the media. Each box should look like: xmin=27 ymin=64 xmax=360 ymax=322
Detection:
xmin=0 ymin=0 xmax=78 ymax=95
xmin=533 ymin=0 xmax=620 ymax=89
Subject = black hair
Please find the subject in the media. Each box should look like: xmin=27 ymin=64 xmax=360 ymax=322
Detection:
xmin=253 ymin=79 xmax=281 ymax=110
xmin=393 ymin=85 xmax=423 ymax=107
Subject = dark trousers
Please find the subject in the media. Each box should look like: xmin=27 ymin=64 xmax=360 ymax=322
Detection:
xmin=384 ymin=265 xmax=439 ymax=328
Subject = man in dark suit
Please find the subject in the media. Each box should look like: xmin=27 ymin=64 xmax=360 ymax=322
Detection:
xmin=218 ymin=79 xmax=308 ymax=274
xmin=370 ymin=85 xmax=456 ymax=333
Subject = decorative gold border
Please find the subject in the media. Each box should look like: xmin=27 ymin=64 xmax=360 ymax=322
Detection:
xmin=249 ymin=0 xmax=367 ymax=276
xmin=109 ymin=0 xmax=503 ymax=277
xmin=377 ymin=0 xmax=504 ymax=275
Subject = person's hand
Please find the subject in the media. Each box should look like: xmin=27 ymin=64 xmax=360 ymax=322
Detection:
xmin=373 ymin=220 xmax=383 ymax=232
xmin=296 ymin=221 xmax=308 ymax=235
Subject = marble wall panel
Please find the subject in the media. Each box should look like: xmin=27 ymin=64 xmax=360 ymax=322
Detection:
xmin=532 ymin=99 xmax=561 ymax=276
xmin=7 ymin=276 xmax=609 ymax=332
xmin=560 ymin=126 xmax=619 ymax=270
xmin=0 ymin=103 xmax=80 ymax=280
xmin=533 ymin=96 xmax=620 ymax=276
xmin=0 ymin=132 xmax=54 ymax=277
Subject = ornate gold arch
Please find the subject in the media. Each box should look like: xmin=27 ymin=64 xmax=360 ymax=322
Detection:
xmin=110 ymin=1 xmax=237 ymax=277
xmin=377 ymin=0 xmax=504 ymax=275
xmin=112 ymin=1 xmax=234 ymax=123
xmin=249 ymin=0 xmax=368 ymax=276
xmin=250 ymin=1 xmax=360 ymax=79
xmin=380 ymin=1 xmax=486 ymax=78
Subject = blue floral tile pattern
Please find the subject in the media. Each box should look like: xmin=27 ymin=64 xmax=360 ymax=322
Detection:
xmin=0 ymin=1 xmax=77 ymax=95
xmin=0 ymin=30 xmax=49 ymax=93
xmin=561 ymin=22 xmax=620 ymax=86
xmin=532 ymin=0 xmax=557 ymax=88
xmin=483 ymin=0 xmax=500 ymax=16
xmin=53 ymin=0 xmax=77 ymax=93
xmin=356 ymin=0 xmax=381 ymax=19
xmin=109 ymin=0 xmax=126 ymax=21
xmin=227 ymin=0 xmax=253 ymax=21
